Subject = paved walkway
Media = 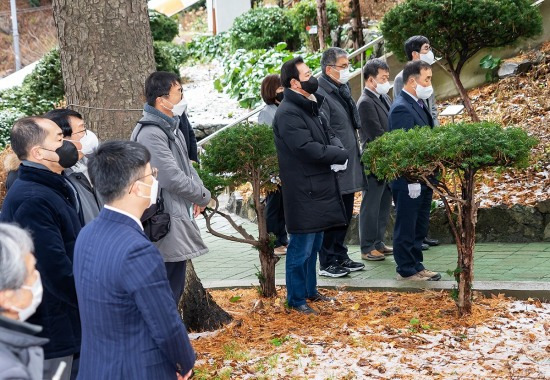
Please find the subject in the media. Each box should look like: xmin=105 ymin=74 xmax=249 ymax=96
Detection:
xmin=194 ymin=214 xmax=550 ymax=297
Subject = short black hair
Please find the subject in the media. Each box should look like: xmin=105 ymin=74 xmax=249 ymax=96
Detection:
xmin=88 ymin=140 xmax=151 ymax=204
xmin=10 ymin=117 xmax=48 ymax=160
xmin=43 ymin=108 xmax=83 ymax=137
xmin=404 ymin=35 xmax=430 ymax=61
xmin=363 ymin=59 xmax=390 ymax=80
xmin=144 ymin=71 xmax=181 ymax=107
xmin=403 ymin=60 xmax=432 ymax=84
xmin=280 ymin=56 xmax=304 ymax=88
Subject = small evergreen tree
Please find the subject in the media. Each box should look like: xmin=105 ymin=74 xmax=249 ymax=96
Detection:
xmin=199 ymin=123 xmax=280 ymax=297
xmin=381 ymin=0 xmax=543 ymax=121
xmin=363 ymin=122 xmax=537 ymax=315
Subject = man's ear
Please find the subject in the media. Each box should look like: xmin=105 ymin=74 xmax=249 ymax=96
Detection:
xmin=28 ymin=145 xmax=43 ymax=161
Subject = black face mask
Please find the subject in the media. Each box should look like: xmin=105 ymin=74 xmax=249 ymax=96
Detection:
xmin=299 ymin=76 xmax=319 ymax=95
xmin=275 ymin=92 xmax=284 ymax=103
xmin=41 ymin=140 xmax=79 ymax=169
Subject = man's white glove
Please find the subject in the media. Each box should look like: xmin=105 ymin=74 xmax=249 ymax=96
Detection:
xmin=331 ymin=159 xmax=348 ymax=172
xmin=408 ymin=183 xmax=421 ymax=199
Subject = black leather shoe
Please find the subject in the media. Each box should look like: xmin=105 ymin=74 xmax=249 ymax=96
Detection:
xmin=424 ymin=237 xmax=440 ymax=246
xmin=290 ymin=304 xmax=319 ymax=315
xmin=308 ymin=293 xmax=336 ymax=302
xmin=421 ymin=243 xmax=430 ymax=251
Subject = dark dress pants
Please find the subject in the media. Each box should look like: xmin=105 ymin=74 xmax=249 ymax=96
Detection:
xmin=165 ymin=260 xmax=187 ymax=305
xmin=318 ymin=192 xmax=355 ymax=268
xmin=359 ymin=175 xmax=392 ymax=253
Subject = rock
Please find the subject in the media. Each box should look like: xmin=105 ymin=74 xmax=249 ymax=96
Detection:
xmin=498 ymin=60 xmax=534 ymax=78
xmin=535 ymin=199 xmax=550 ymax=214
xmin=475 ymin=204 xmax=544 ymax=242
xmin=226 ymin=192 xmax=243 ymax=215
xmin=544 ymin=221 xmax=550 ymax=242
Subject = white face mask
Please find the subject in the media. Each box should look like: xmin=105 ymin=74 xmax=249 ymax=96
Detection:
xmin=414 ymin=81 xmax=434 ymax=100
xmin=10 ymin=271 xmax=43 ymax=322
xmin=420 ymin=50 xmax=435 ymax=65
xmin=164 ymin=98 xmax=187 ymax=116
xmin=336 ymin=67 xmax=351 ymax=84
xmin=79 ymin=130 xmax=99 ymax=156
xmin=138 ymin=177 xmax=159 ymax=207
xmin=374 ymin=80 xmax=391 ymax=95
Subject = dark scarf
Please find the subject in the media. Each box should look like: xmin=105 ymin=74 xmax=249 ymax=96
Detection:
xmin=323 ymin=74 xmax=361 ymax=130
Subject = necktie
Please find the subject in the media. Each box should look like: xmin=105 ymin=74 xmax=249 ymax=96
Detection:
xmin=417 ymin=99 xmax=424 ymax=109
xmin=380 ymin=96 xmax=390 ymax=111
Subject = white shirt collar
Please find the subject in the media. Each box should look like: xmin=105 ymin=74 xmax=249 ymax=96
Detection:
xmin=104 ymin=205 xmax=144 ymax=231
xmin=365 ymin=86 xmax=380 ymax=98
xmin=402 ymin=89 xmax=419 ymax=102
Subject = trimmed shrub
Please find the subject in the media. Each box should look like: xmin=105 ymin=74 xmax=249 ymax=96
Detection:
xmin=149 ymin=9 xmax=179 ymax=42
xmin=229 ymin=7 xmax=299 ymax=51
xmin=0 ymin=109 xmax=24 ymax=149
xmin=153 ymin=41 xmax=187 ymax=74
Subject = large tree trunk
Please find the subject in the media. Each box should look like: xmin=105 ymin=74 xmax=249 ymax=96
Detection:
xmin=456 ymin=170 xmax=477 ymax=316
xmin=449 ymin=69 xmax=480 ymax=122
xmin=52 ymin=0 xmax=156 ymax=140
xmin=316 ymin=0 xmax=328 ymax=51
xmin=349 ymin=0 xmax=364 ymax=50
xmin=180 ymin=261 xmax=232 ymax=332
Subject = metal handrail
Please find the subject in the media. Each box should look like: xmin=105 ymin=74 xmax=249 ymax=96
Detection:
xmin=198 ymin=36 xmax=385 ymax=148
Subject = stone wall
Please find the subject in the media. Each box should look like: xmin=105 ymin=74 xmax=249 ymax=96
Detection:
xmin=226 ymin=192 xmax=550 ymax=244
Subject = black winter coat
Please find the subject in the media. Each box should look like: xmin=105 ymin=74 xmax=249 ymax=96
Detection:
xmin=273 ymin=88 xmax=348 ymax=234
xmin=0 ymin=164 xmax=82 ymax=359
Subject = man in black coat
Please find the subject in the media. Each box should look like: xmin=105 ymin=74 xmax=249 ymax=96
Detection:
xmin=388 ymin=61 xmax=441 ymax=281
xmin=0 ymin=117 xmax=82 ymax=379
xmin=316 ymin=47 xmax=366 ymax=277
xmin=273 ymin=57 xmax=348 ymax=315
xmin=356 ymin=59 xmax=394 ymax=262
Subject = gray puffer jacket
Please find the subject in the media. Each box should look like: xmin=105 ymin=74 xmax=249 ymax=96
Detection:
xmin=0 ymin=316 xmax=48 ymax=380
xmin=131 ymin=105 xmax=211 ymax=262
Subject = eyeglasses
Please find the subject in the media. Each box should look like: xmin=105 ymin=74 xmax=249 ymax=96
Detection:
xmin=71 ymin=128 xmax=87 ymax=137
xmin=330 ymin=64 xmax=350 ymax=70
xmin=129 ymin=167 xmax=158 ymax=193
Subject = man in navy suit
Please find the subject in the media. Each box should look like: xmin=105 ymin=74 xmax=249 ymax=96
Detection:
xmin=388 ymin=60 xmax=441 ymax=281
xmin=73 ymin=141 xmax=194 ymax=379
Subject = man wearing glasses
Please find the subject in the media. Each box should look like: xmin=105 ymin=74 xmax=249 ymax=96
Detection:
xmin=316 ymin=47 xmax=367 ymax=278
xmin=131 ymin=71 xmax=211 ymax=304
xmin=73 ymin=140 xmax=194 ymax=379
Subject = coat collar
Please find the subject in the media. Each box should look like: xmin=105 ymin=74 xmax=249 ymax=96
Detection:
xmin=98 ymin=207 xmax=147 ymax=237
xmin=17 ymin=164 xmax=74 ymax=200
xmin=143 ymin=104 xmax=179 ymax=132
xmin=0 ymin=315 xmax=48 ymax=347
xmin=283 ymin=88 xmax=325 ymax=117
xmin=364 ymin=88 xmax=389 ymax=115
xmin=399 ymin=91 xmax=432 ymax=127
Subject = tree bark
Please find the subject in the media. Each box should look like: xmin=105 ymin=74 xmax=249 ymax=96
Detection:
xmin=52 ymin=0 xmax=156 ymax=140
xmin=456 ymin=170 xmax=477 ymax=316
xmin=316 ymin=0 xmax=328 ymax=51
xmin=449 ymin=68 xmax=480 ymax=122
xmin=349 ymin=0 xmax=364 ymax=50
xmin=252 ymin=173 xmax=279 ymax=297
xmin=180 ymin=261 xmax=232 ymax=332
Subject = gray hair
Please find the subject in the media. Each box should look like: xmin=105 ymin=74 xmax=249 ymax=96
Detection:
xmin=0 ymin=223 xmax=34 ymax=290
xmin=321 ymin=47 xmax=348 ymax=74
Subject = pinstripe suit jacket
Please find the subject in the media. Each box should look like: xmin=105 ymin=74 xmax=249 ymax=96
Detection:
xmin=73 ymin=208 xmax=195 ymax=379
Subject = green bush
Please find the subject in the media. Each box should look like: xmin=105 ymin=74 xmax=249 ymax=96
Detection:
xmin=288 ymin=0 xmax=340 ymax=45
xmin=0 ymin=109 xmax=24 ymax=149
xmin=214 ymin=42 xmax=322 ymax=109
xmin=153 ymin=41 xmax=187 ymax=74
xmin=0 ymin=48 xmax=64 ymax=116
xmin=148 ymin=9 xmax=179 ymax=42
xmin=229 ymin=7 xmax=299 ymax=51
xmin=186 ymin=32 xmax=231 ymax=62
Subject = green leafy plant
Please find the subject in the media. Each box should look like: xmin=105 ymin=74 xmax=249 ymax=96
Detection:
xmin=201 ymin=123 xmax=280 ymax=297
xmin=229 ymin=7 xmax=299 ymax=51
xmin=381 ymin=0 xmax=543 ymax=122
xmin=215 ymin=43 xmax=322 ymax=109
xmin=479 ymin=54 xmax=502 ymax=82
xmin=153 ymin=41 xmax=187 ymax=74
xmin=363 ymin=122 xmax=537 ymax=315
xmin=287 ymin=0 xmax=340 ymax=48
xmin=0 ymin=48 xmax=64 ymax=117
xmin=186 ymin=32 xmax=231 ymax=62
xmin=148 ymin=9 xmax=179 ymax=42
xmin=0 ymin=109 xmax=25 ymax=149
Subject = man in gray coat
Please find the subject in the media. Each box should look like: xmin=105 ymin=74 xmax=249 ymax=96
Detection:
xmin=131 ymin=71 xmax=211 ymax=304
xmin=316 ymin=48 xmax=366 ymax=278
